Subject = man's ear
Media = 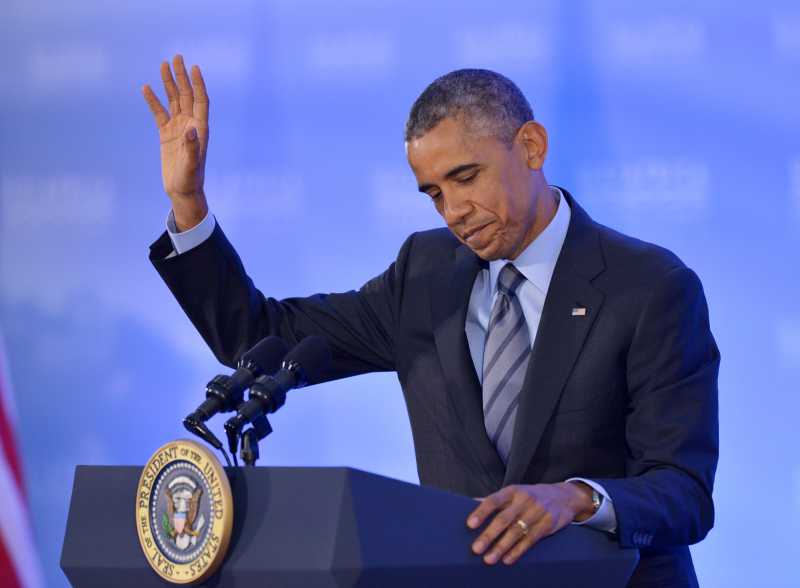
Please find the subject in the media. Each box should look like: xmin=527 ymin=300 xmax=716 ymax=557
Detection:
xmin=517 ymin=121 xmax=548 ymax=170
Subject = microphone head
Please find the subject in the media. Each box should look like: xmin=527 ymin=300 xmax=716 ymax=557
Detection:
xmin=238 ymin=336 xmax=289 ymax=375
xmin=283 ymin=336 xmax=331 ymax=385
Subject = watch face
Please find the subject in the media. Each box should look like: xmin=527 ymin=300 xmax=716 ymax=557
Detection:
xmin=592 ymin=489 xmax=601 ymax=513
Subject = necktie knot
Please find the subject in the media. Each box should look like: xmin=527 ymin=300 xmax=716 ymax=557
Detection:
xmin=497 ymin=263 xmax=525 ymax=296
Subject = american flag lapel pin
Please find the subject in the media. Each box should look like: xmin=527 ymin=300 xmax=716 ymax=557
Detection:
xmin=571 ymin=306 xmax=587 ymax=317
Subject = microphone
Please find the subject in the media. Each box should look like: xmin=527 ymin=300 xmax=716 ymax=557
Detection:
xmin=224 ymin=336 xmax=331 ymax=453
xmin=183 ymin=336 xmax=289 ymax=448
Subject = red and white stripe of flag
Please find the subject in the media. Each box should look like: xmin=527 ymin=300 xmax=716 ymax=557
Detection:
xmin=0 ymin=333 xmax=43 ymax=588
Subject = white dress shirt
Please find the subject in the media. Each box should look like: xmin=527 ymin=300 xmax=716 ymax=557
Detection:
xmin=165 ymin=186 xmax=617 ymax=533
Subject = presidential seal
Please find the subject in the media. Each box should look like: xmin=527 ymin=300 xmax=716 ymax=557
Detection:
xmin=136 ymin=439 xmax=233 ymax=584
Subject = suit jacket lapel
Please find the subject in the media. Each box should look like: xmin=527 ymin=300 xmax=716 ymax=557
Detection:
xmin=431 ymin=245 xmax=506 ymax=492
xmin=503 ymin=189 xmax=606 ymax=485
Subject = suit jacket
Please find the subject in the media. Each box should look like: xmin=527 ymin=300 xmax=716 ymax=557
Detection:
xmin=150 ymin=187 xmax=719 ymax=587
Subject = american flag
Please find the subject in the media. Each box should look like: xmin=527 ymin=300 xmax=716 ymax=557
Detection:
xmin=0 ymin=333 xmax=43 ymax=588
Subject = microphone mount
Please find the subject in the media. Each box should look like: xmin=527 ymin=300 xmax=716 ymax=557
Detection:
xmin=224 ymin=359 xmax=308 ymax=464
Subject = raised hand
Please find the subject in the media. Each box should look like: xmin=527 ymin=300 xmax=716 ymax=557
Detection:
xmin=142 ymin=54 xmax=210 ymax=231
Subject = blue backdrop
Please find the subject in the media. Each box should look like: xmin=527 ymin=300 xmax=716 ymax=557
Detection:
xmin=1 ymin=1 xmax=798 ymax=586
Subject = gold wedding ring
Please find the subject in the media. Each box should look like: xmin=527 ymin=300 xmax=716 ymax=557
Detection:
xmin=515 ymin=519 xmax=530 ymax=535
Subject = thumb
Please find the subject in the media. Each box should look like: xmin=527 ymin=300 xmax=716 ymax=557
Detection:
xmin=184 ymin=127 xmax=199 ymax=163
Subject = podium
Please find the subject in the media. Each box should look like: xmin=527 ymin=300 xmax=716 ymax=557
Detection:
xmin=61 ymin=465 xmax=638 ymax=587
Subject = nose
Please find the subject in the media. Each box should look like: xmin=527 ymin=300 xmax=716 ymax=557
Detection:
xmin=441 ymin=191 xmax=473 ymax=228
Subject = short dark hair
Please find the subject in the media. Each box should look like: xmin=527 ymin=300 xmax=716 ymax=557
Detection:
xmin=404 ymin=68 xmax=534 ymax=146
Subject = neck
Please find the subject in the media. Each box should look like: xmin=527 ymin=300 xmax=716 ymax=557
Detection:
xmin=507 ymin=182 xmax=558 ymax=260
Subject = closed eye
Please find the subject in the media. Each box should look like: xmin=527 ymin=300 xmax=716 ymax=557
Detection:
xmin=456 ymin=172 xmax=479 ymax=184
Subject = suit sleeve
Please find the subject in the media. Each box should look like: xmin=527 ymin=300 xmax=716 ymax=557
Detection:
xmin=149 ymin=221 xmax=413 ymax=383
xmin=594 ymin=265 xmax=720 ymax=549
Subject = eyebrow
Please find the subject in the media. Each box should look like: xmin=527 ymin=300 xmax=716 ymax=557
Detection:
xmin=418 ymin=163 xmax=481 ymax=193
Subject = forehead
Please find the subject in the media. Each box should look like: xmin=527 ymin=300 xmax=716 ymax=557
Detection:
xmin=406 ymin=117 xmax=490 ymax=177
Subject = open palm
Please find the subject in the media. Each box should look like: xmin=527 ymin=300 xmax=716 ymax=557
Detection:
xmin=142 ymin=55 xmax=209 ymax=223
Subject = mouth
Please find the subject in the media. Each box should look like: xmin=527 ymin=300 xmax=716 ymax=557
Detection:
xmin=462 ymin=222 xmax=492 ymax=246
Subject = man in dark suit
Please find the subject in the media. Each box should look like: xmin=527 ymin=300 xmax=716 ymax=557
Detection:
xmin=143 ymin=56 xmax=719 ymax=587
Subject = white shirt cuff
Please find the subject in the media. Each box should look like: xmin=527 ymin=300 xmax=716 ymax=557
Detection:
xmin=565 ymin=477 xmax=617 ymax=534
xmin=166 ymin=209 xmax=216 ymax=255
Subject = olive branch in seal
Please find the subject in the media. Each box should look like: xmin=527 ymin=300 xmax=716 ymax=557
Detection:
xmin=161 ymin=512 xmax=175 ymax=538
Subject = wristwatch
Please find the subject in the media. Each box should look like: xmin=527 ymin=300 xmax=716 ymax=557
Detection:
xmin=590 ymin=488 xmax=603 ymax=515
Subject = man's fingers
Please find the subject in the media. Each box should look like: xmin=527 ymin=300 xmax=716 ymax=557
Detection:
xmin=142 ymin=84 xmax=169 ymax=128
xmin=471 ymin=502 xmax=522 ymax=553
xmin=466 ymin=484 xmax=575 ymax=566
xmin=160 ymin=61 xmax=180 ymax=116
xmin=501 ymin=516 xmax=552 ymax=564
xmin=489 ymin=503 xmax=556 ymax=565
xmin=467 ymin=486 xmax=514 ymax=529
xmin=482 ymin=514 xmax=538 ymax=565
xmin=173 ymin=54 xmax=194 ymax=116
xmin=191 ymin=65 xmax=209 ymax=124
xmin=499 ymin=525 xmax=538 ymax=565
xmin=470 ymin=491 xmax=528 ymax=557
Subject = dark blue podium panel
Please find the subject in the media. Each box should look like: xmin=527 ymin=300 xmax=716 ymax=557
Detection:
xmin=61 ymin=465 xmax=638 ymax=587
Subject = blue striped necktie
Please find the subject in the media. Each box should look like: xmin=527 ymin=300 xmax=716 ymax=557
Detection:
xmin=482 ymin=262 xmax=531 ymax=464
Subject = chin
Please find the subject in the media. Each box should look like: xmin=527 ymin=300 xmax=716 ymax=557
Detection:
xmin=469 ymin=240 xmax=507 ymax=262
